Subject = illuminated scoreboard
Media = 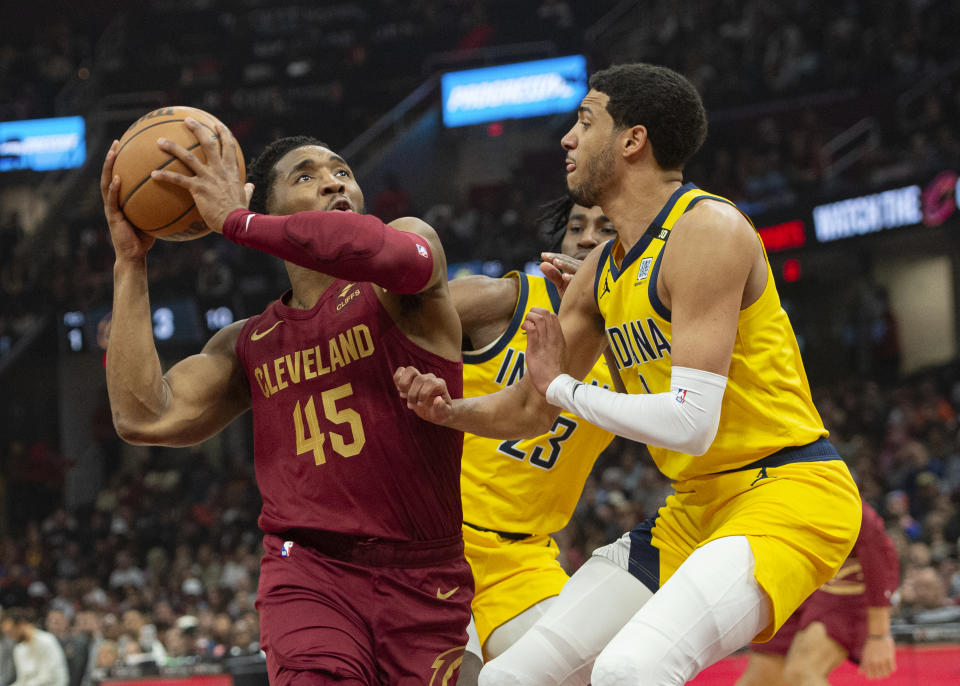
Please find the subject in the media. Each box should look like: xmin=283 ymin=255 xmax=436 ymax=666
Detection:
xmin=59 ymin=300 xmax=236 ymax=353
xmin=441 ymin=55 xmax=588 ymax=127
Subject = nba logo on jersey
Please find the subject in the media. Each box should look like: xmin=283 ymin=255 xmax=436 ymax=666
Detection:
xmin=675 ymin=389 xmax=687 ymax=404
xmin=417 ymin=244 xmax=429 ymax=258
xmin=281 ymin=541 xmax=294 ymax=557
xmin=637 ymin=257 xmax=653 ymax=282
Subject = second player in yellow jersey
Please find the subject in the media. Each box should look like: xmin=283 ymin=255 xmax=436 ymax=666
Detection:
xmin=449 ymin=201 xmax=618 ymax=679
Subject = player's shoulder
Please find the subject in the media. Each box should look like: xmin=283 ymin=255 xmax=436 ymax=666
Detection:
xmin=676 ymin=196 xmax=754 ymax=232
xmin=675 ymin=195 xmax=753 ymax=240
xmin=451 ymin=273 xmax=522 ymax=333
xmin=451 ymin=272 xmax=520 ymax=300
xmin=388 ymin=215 xmax=439 ymax=241
xmin=203 ymin=318 xmax=250 ymax=357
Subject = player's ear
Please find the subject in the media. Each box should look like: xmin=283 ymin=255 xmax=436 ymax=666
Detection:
xmin=621 ymin=125 xmax=647 ymax=160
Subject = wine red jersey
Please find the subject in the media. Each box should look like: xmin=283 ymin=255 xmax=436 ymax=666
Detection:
xmin=236 ymin=281 xmax=464 ymax=541
xmin=820 ymin=501 xmax=899 ymax=605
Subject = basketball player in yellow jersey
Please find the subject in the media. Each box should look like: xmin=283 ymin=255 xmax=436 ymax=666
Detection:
xmin=452 ymin=199 xmax=618 ymax=685
xmin=395 ymin=63 xmax=862 ymax=686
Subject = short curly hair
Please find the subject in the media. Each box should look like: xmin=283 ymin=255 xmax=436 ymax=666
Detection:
xmin=589 ymin=63 xmax=707 ymax=170
xmin=246 ymin=135 xmax=330 ymax=214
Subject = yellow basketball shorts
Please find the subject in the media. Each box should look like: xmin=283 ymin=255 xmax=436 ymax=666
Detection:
xmin=599 ymin=440 xmax=861 ymax=642
xmin=462 ymin=524 xmax=570 ymax=648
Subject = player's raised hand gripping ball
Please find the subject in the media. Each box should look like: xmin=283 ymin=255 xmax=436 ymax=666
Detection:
xmin=112 ymin=106 xmax=245 ymax=241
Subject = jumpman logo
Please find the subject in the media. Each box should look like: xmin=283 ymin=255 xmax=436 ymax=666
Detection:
xmin=750 ymin=465 xmax=776 ymax=487
xmin=599 ymin=277 xmax=611 ymax=299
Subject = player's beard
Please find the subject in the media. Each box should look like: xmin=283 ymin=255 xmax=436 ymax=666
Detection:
xmin=569 ymin=138 xmax=617 ymax=208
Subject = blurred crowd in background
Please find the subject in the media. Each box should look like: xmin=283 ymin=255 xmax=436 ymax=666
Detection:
xmin=2 ymin=0 xmax=960 ymax=679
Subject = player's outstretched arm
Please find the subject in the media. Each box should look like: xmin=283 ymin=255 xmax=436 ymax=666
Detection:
xmin=539 ymin=202 xmax=756 ymax=454
xmin=396 ymin=252 xmax=609 ymax=439
xmin=103 ymin=138 xmax=250 ymax=446
xmin=394 ymin=365 xmax=557 ymax=439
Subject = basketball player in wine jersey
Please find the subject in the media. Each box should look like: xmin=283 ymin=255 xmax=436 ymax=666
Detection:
xmin=101 ymin=126 xmax=471 ymax=685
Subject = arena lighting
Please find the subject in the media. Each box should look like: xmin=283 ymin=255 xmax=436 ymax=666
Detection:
xmin=813 ymin=185 xmax=922 ymax=242
xmin=782 ymin=258 xmax=802 ymax=283
xmin=757 ymin=220 xmax=806 ymax=252
xmin=0 ymin=115 xmax=86 ymax=171
xmin=811 ymin=168 xmax=960 ymax=242
xmin=441 ymin=55 xmax=588 ymax=127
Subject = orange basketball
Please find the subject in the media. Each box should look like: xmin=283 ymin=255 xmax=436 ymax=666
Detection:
xmin=113 ymin=106 xmax=245 ymax=241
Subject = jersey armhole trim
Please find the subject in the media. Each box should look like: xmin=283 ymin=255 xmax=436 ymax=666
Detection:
xmin=463 ymin=271 xmax=530 ymax=364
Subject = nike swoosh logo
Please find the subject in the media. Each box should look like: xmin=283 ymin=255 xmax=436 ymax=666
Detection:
xmin=250 ymin=321 xmax=282 ymax=341
xmin=436 ymin=586 xmax=459 ymax=600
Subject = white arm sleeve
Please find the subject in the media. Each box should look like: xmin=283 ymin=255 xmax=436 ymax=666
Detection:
xmin=545 ymin=366 xmax=727 ymax=455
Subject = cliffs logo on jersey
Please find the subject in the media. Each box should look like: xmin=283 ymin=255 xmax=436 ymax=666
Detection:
xmin=636 ymin=257 xmax=653 ymax=283
xmin=429 ymin=646 xmax=464 ymax=685
xmin=606 ymin=318 xmax=671 ymax=370
xmin=336 ymin=283 xmax=361 ymax=311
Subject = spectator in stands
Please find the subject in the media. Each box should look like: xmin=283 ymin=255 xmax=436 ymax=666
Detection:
xmin=107 ymin=551 xmax=145 ymax=590
xmin=0 ymin=607 xmax=15 ymax=686
xmin=91 ymin=640 xmax=120 ymax=673
xmin=73 ymin=610 xmax=103 ymax=686
xmin=898 ymin=565 xmax=958 ymax=618
xmin=1 ymin=606 xmax=69 ymax=686
xmin=45 ymin=609 xmax=88 ymax=686
xmin=120 ymin=609 xmax=166 ymax=663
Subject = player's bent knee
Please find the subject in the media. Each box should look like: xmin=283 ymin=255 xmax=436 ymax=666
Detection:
xmin=592 ymin=651 xmax=648 ymax=686
xmin=478 ymin=663 xmax=536 ymax=686
xmin=592 ymin=643 xmax=688 ymax=686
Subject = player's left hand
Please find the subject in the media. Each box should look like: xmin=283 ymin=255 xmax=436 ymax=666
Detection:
xmin=393 ymin=366 xmax=454 ymax=425
xmin=521 ymin=307 xmax=566 ymax=396
xmin=150 ymin=119 xmax=248 ymax=233
xmin=859 ymin=635 xmax=896 ymax=679
xmin=539 ymin=251 xmax=580 ymax=299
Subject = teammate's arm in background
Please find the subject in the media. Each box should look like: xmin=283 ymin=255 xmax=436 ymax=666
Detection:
xmin=102 ymin=142 xmax=251 ymax=447
xmin=395 ymin=248 xmax=609 ymax=438
xmin=858 ymin=503 xmax=899 ymax=679
xmin=449 ymin=276 xmax=519 ymax=350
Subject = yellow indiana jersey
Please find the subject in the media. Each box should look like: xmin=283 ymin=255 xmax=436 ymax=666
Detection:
xmin=594 ymin=183 xmax=827 ymax=482
xmin=461 ymin=272 xmax=615 ymax=535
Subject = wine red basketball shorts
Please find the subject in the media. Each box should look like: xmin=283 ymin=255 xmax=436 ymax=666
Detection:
xmin=257 ymin=531 xmax=474 ymax=684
